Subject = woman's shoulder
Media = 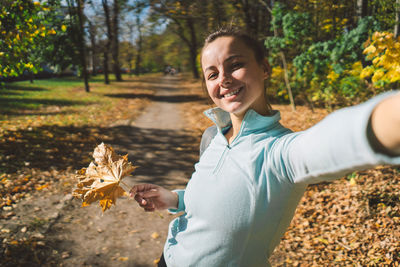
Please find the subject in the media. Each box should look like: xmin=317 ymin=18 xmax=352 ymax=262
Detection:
xmin=200 ymin=125 xmax=218 ymax=157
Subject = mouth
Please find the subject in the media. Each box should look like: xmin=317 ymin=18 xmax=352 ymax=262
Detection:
xmin=222 ymin=86 xmax=243 ymax=98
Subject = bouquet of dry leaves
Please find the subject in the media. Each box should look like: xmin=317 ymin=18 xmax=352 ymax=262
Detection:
xmin=72 ymin=143 xmax=137 ymax=212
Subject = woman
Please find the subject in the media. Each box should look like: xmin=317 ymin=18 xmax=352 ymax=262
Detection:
xmin=130 ymin=27 xmax=400 ymax=267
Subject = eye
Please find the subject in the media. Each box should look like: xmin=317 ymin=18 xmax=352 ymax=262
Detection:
xmin=207 ymin=72 xmax=218 ymax=80
xmin=231 ymin=62 xmax=244 ymax=70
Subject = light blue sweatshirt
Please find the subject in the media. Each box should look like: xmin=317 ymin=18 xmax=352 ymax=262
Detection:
xmin=164 ymin=92 xmax=400 ymax=267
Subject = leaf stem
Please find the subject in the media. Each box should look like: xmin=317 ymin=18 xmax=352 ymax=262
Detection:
xmin=120 ymin=181 xmax=131 ymax=192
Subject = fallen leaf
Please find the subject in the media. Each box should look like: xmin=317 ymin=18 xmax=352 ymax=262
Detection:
xmin=151 ymin=232 xmax=160 ymax=239
xmin=61 ymin=251 xmax=70 ymax=259
xmin=72 ymin=143 xmax=137 ymax=212
xmin=35 ymin=184 xmax=49 ymax=191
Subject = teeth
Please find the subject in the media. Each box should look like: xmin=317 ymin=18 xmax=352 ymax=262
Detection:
xmin=224 ymin=88 xmax=241 ymax=97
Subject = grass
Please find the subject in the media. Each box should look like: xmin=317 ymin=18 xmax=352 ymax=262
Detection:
xmin=0 ymin=73 xmax=157 ymax=174
xmin=1 ymin=76 xmax=110 ymax=119
xmin=0 ymin=74 xmax=156 ymax=129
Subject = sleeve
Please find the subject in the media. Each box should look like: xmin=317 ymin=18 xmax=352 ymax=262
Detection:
xmin=269 ymin=91 xmax=400 ymax=185
xmin=168 ymin=189 xmax=186 ymax=213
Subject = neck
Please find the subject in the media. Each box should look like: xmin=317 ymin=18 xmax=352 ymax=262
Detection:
xmin=224 ymin=114 xmax=242 ymax=145
xmin=225 ymin=104 xmax=272 ymax=144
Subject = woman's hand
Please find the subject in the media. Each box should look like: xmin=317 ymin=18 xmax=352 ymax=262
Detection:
xmin=129 ymin=184 xmax=178 ymax=212
xmin=370 ymin=92 xmax=400 ymax=156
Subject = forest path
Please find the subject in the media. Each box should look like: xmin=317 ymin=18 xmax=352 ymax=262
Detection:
xmin=24 ymin=75 xmax=198 ymax=266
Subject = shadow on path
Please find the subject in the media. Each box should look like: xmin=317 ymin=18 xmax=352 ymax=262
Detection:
xmin=109 ymin=125 xmax=199 ymax=188
xmin=0 ymin=124 xmax=199 ymax=186
xmin=105 ymin=93 xmax=204 ymax=103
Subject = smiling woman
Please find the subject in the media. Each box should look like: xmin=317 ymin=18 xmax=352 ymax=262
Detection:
xmin=201 ymin=35 xmax=271 ymax=144
xmin=130 ymin=27 xmax=400 ymax=267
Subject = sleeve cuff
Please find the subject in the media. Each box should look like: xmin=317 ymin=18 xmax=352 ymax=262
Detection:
xmin=168 ymin=189 xmax=185 ymax=214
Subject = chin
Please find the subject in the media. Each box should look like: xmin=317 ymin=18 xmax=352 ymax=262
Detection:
xmin=221 ymin=105 xmax=247 ymax=116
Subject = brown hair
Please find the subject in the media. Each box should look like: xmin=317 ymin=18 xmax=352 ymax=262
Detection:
xmin=202 ymin=27 xmax=268 ymax=67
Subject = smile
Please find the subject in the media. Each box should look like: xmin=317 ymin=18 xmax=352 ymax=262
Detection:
xmin=223 ymin=87 xmax=243 ymax=98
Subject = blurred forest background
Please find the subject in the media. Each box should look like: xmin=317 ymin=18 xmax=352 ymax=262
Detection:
xmin=1 ymin=0 xmax=400 ymax=107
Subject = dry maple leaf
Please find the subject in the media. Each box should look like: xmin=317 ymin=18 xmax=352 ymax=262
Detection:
xmin=73 ymin=143 xmax=137 ymax=212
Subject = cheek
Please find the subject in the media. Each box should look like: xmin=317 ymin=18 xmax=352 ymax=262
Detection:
xmin=205 ymin=81 xmax=218 ymax=97
xmin=232 ymin=68 xmax=247 ymax=80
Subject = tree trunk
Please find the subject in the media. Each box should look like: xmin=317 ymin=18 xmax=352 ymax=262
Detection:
xmin=186 ymin=17 xmax=199 ymax=79
xmin=331 ymin=0 xmax=338 ymax=39
xmin=112 ymin=0 xmax=122 ymax=81
xmin=127 ymin=24 xmax=134 ymax=77
xmin=258 ymin=0 xmax=295 ymax=110
xmin=242 ymin=0 xmax=253 ymax=35
xmin=395 ymin=0 xmax=400 ymax=38
xmin=135 ymin=38 xmax=142 ymax=76
xmin=102 ymin=0 xmax=111 ymax=84
xmin=356 ymin=0 xmax=368 ymax=67
xmin=213 ymin=0 xmax=225 ymax=29
xmin=88 ymin=21 xmax=97 ymax=76
xmin=279 ymin=51 xmax=295 ymax=110
xmin=135 ymin=14 xmax=143 ymax=76
xmin=103 ymin=51 xmax=110 ymax=84
xmin=314 ymin=2 xmax=320 ymax=41
xmin=356 ymin=0 xmax=368 ymax=22
xmin=77 ymin=0 xmax=89 ymax=92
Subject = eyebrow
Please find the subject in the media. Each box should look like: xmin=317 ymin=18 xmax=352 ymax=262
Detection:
xmin=204 ymin=55 xmax=244 ymax=73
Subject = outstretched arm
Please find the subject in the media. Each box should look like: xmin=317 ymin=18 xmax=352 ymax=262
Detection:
xmin=268 ymin=91 xmax=400 ymax=185
xmin=369 ymin=92 xmax=400 ymax=156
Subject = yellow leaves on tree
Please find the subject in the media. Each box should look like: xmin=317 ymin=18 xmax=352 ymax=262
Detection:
xmin=73 ymin=143 xmax=137 ymax=212
xmin=361 ymin=31 xmax=400 ymax=88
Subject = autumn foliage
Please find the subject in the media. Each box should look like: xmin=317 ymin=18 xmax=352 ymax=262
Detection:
xmin=0 ymin=0 xmax=57 ymax=77
xmin=73 ymin=143 xmax=137 ymax=212
xmin=361 ymin=31 xmax=400 ymax=88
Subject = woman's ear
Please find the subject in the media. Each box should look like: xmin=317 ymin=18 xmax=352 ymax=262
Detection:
xmin=263 ymin=59 xmax=271 ymax=79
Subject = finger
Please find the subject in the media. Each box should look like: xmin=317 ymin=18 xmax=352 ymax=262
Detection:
xmin=129 ymin=184 xmax=157 ymax=197
xmin=142 ymin=189 xmax=159 ymax=199
xmin=134 ymin=193 xmax=143 ymax=202
xmin=130 ymin=184 xmax=148 ymax=197
xmin=134 ymin=195 xmax=147 ymax=206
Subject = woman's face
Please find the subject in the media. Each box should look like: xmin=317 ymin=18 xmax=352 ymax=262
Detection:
xmin=201 ymin=36 xmax=268 ymax=117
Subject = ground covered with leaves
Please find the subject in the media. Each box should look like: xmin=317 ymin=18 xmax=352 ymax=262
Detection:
xmin=179 ymin=78 xmax=400 ymax=266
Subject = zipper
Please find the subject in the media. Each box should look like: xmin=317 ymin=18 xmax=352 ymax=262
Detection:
xmin=213 ymin=125 xmax=241 ymax=174
xmin=213 ymin=144 xmax=231 ymax=174
xmin=212 ymin=114 xmax=248 ymax=174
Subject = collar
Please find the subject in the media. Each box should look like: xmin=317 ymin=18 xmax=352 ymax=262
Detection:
xmin=203 ymin=107 xmax=281 ymax=134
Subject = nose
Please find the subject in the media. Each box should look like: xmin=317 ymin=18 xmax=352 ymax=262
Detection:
xmin=219 ymin=71 xmax=232 ymax=87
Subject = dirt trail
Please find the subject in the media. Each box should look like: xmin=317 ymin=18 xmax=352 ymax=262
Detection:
xmin=2 ymin=75 xmax=199 ymax=266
